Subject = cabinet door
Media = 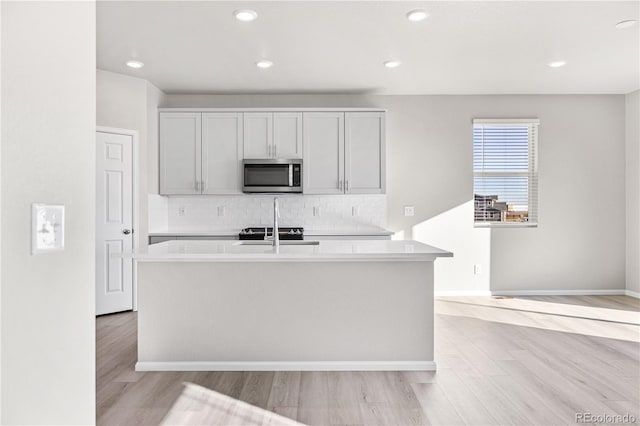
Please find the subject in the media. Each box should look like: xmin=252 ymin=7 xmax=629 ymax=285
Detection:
xmin=201 ymin=113 xmax=243 ymax=194
xmin=243 ymin=112 xmax=272 ymax=158
xmin=303 ymin=112 xmax=344 ymax=194
xmin=345 ymin=112 xmax=385 ymax=194
xmin=273 ymin=112 xmax=303 ymax=159
xmin=160 ymin=112 xmax=201 ymax=195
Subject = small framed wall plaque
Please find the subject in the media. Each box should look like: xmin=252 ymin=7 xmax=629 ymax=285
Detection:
xmin=32 ymin=204 xmax=65 ymax=254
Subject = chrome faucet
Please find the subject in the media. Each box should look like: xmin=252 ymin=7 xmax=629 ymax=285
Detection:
xmin=266 ymin=197 xmax=280 ymax=248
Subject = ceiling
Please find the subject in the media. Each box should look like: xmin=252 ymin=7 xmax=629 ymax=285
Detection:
xmin=97 ymin=1 xmax=640 ymax=95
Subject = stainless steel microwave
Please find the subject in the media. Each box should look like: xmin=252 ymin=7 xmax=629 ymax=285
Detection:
xmin=242 ymin=159 xmax=302 ymax=193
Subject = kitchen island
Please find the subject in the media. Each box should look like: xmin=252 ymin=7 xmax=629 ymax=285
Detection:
xmin=132 ymin=239 xmax=452 ymax=371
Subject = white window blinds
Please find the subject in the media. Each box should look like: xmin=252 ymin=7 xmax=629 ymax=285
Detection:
xmin=473 ymin=119 xmax=539 ymax=226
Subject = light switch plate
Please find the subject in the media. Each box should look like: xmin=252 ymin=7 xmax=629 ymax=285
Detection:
xmin=404 ymin=206 xmax=415 ymax=217
xmin=32 ymin=204 xmax=65 ymax=254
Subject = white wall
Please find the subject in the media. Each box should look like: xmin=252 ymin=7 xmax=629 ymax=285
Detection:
xmin=490 ymin=96 xmax=625 ymax=293
xmin=147 ymin=82 xmax=166 ymax=195
xmin=163 ymin=93 xmax=626 ymax=293
xmin=626 ymin=90 xmax=640 ymax=296
xmin=383 ymin=95 xmax=626 ymax=293
xmin=1 ymin=2 xmax=96 ymax=424
xmin=96 ymin=69 xmax=165 ymax=248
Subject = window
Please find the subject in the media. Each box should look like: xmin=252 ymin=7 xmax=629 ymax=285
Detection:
xmin=473 ymin=119 xmax=539 ymax=226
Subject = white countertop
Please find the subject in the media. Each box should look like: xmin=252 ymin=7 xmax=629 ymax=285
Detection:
xmin=131 ymin=239 xmax=452 ymax=262
xmin=306 ymin=229 xmax=394 ymax=236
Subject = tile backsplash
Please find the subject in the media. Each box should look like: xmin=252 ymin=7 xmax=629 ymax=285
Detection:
xmin=149 ymin=194 xmax=387 ymax=232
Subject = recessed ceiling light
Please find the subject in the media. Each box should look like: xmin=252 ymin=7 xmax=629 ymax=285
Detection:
xmin=548 ymin=61 xmax=566 ymax=68
xmin=615 ymin=19 xmax=637 ymax=29
xmin=384 ymin=60 xmax=401 ymax=68
xmin=256 ymin=60 xmax=273 ymax=69
xmin=234 ymin=9 xmax=258 ymax=22
xmin=406 ymin=9 xmax=429 ymax=22
xmin=125 ymin=60 xmax=144 ymax=69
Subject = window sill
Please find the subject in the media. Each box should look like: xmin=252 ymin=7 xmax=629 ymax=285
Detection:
xmin=474 ymin=222 xmax=538 ymax=228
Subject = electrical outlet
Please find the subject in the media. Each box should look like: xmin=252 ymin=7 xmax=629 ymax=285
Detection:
xmin=217 ymin=206 xmax=225 ymax=217
xmin=474 ymin=264 xmax=482 ymax=275
xmin=178 ymin=206 xmax=186 ymax=217
xmin=352 ymin=206 xmax=360 ymax=216
xmin=404 ymin=206 xmax=415 ymax=217
xmin=313 ymin=206 xmax=321 ymax=217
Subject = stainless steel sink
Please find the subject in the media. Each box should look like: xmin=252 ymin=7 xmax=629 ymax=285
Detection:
xmin=235 ymin=240 xmax=320 ymax=246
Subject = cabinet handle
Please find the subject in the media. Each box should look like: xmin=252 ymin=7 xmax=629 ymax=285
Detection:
xmin=273 ymin=144 xmax=277 ymax=158
xmin=345 ymin=180 xmax=349 ymax=191
xmin=202 ymin=180 xmax=206 ymax=192
xmin=195 ymin=181 xmax=199 ymax=192
xmin=267 ymin=145 xmax=271 ymax=157
xmin=339 ymin=180 xmax=343 ymax=190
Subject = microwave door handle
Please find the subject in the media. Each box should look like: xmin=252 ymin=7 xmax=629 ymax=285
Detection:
xmin=289 ymin=164 xmax=293 ymax=187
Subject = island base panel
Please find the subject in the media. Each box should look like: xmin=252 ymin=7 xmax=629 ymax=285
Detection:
xmin=137 ymin=261 xmax=434 ymax=371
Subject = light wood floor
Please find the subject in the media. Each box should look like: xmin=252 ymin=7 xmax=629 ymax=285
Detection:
xmin=97 ymin=295 xmax=640 ymax=426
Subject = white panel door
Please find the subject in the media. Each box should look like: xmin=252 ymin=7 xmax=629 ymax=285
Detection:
xmin=273 ymin=112 xmax=303 ymax=159
xmin=202 ymin=113 xmax=243 ymax=194
xmin=96 ymin=131 xmax=133 ymax=315
xmin=303 ymin=112 xmax=345 ymax=194
xmin=160 ymin=112 xmax=202 ymax=194
xmin=243 ymin=112 xmax=272 ymax=158
xmin=345 ymin=112 xmax=385 ymax=194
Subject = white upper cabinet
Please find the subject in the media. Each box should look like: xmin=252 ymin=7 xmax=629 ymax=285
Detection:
xmin=303 ymin=111 xmax=385 ymax=195
xmin=273 ymin=113 xmax=303 ymax=159
xmin=201 ymin=113 xmax=243 ymax=194
xmin=160 ymin=112 xmax=201 ymax=195
xmin=160 ymin=112 xmax=242 ymax=195
xmin=243 ymin=112 xmax=303 ymax=159
xmin=303 ymin=112 xmax=345 ymax=195
xmin=160 ymin=108 xmax=384 ymax=196
xmin=243 ymin=113 xmax=272 ymax=159
xmin=345 ymin=112 xmax=385 ymax=194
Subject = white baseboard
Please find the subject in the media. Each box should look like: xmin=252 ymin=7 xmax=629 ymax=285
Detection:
xmin=625 ymin=289 xmax=640 ymax=299
xmin=435 ymin=290 xmax=492 ymax=297
xmin=436 ymin=289 xmax=629 ymax=297
xmin=135 ymin=360 xmax=437 ymax=372
xmin=491 ymin=289 xmax=626 ymax=296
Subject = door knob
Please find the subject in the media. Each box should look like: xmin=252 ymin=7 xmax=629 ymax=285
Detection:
xmin=122 ymin=229 xmax=132 ymax=235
